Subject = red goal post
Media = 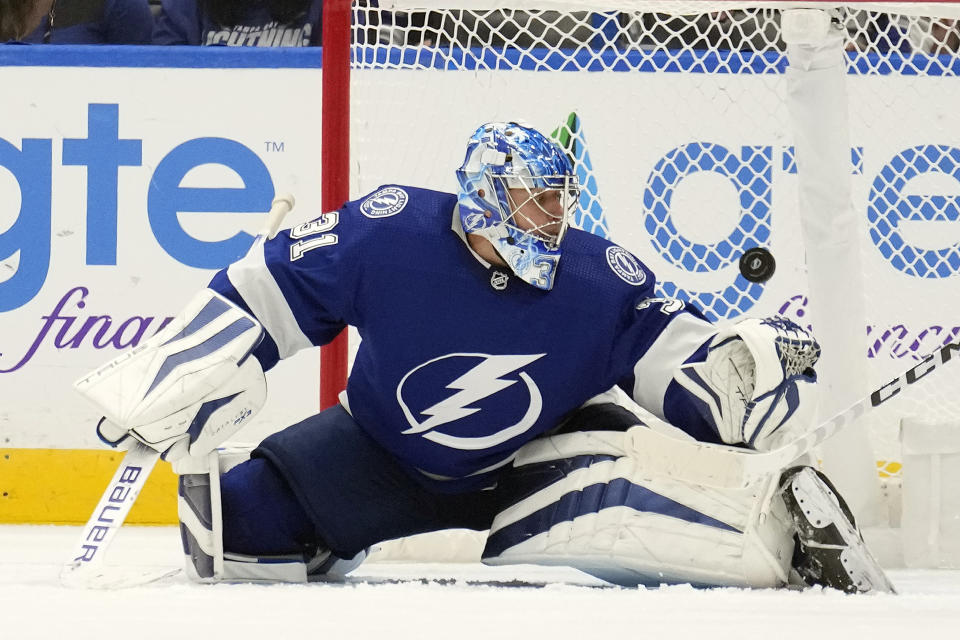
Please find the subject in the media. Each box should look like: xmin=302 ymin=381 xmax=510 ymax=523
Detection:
xmin=323 ymin=1 xmax=960 ymax=558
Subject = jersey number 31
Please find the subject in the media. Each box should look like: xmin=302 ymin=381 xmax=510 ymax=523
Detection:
xmin=290 ymin=213 xmax=340 ymax=261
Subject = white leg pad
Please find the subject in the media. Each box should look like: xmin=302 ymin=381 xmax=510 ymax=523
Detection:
xmin=178 ymin=444 xmax=323 ymax=584
xmin=482 ymin=431 xmax=795 ymax=588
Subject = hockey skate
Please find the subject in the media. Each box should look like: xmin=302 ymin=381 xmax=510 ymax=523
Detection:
xmin=781 ymin=466 xmax=895 ymax=594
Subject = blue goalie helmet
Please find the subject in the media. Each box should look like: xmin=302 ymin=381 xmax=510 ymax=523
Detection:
xmin=456 ymin=122 xmax=580 ymax=290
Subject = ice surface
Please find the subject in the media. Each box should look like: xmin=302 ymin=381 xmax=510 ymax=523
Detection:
xmin=3 ymin=525 xmax=960 ymax=640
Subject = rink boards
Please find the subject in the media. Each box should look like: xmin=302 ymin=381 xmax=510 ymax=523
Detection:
xmin=2 ymin=45 xmax=960 ymax=523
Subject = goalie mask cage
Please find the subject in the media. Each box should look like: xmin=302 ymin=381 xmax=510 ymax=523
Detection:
xmin=322 ymin=1 xmax=960 ymax=552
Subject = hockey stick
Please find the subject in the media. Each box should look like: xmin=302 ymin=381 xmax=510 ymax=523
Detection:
xmin=60 ymin=195 xmax=295 ymax=589
xmin=60 ymin=441 xmax=171 ymax=588
xmin=627 ymin=340 xmax=960 ymax=489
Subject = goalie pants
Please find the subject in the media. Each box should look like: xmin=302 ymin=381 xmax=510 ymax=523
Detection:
xmin=225 ymin=404 xmax=499 ymax=559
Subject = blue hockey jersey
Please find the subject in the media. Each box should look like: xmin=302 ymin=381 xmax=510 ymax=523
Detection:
xmin=209 ymin=186 xmax=719 ymax=491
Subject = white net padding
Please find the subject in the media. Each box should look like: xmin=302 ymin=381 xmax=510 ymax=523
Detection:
xmin=347 ymin=2 xmax=960 ymax=528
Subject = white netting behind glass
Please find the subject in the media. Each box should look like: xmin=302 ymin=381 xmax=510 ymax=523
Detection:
xmin=349 ymin=2 xmax=960 ymax=488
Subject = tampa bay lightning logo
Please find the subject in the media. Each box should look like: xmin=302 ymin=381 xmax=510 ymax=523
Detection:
xmin=509 ymin=247 xmax=533 ymax=274
xmin=396 ymin=353 xmax=546 ymax=450
xmin=463 ymin=212 xmax=487 ymax=232
xmin=606 ymin=246 xmax=646 ymax=286
xmin=360 ymin=187 xmax=408 ymax=218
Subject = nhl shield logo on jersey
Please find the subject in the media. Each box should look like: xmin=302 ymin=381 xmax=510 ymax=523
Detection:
xmin=490 ymin=270 xmax=509 ymax=290
xmin=606 ymin=246 xmax=647 ymax=286
xmin=360 ymin=187 xmax=409 ymax=218
xmin=396 ymin=352 xmax=546 ymax=450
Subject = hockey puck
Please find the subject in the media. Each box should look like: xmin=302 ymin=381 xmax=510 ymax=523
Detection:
xmin=739 ymin=247 xmax=776 ymax=283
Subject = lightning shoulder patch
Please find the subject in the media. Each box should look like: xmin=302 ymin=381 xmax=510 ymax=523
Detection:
xmin=360 ymin=187 xmax=409 ymax=219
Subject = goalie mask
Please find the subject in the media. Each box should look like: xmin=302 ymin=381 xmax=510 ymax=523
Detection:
xmin=456 ymin=122 xmax=579 ymax=290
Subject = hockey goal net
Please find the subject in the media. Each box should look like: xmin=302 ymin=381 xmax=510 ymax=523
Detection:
xmin=340 ymin=1 xmax=960 ymax=560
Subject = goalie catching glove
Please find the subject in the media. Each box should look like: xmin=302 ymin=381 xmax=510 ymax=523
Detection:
xmin=675 ymin=316 xmax=820 ymax=451
xmin=75 ymin=289 xmax=267 ymax=462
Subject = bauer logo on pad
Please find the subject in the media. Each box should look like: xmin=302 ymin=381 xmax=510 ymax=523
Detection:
xmin=606 ymin=246 xmax=646 ymax=286
xmin=361 ymin=187 xmax=409 ymax=218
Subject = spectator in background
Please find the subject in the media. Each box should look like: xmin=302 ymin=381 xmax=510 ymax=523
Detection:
xmin=844 ymin=11 xmax=960 ymax=55
xmin=0 ymin=0 xmax=153 ymax=44
xmin=930 ymin=18 xmax=959 ymax=54
xmin=153 ymin=0 xmax=322 ymax=46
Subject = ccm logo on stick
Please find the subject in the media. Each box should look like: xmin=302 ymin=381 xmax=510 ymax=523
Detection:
xmin=871 ymin=342 xmax=960 ymax=406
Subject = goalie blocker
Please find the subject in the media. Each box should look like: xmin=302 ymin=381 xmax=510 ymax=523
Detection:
xmin=75 ymin=288 xmax=268 ymax=462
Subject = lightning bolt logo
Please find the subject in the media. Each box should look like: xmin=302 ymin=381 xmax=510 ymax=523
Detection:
xmin=397 ymin=353 xmax=546 ymax=450
xmin=360 ymin=187 xmax=408 ymax=219
xmin=370 ymin=195 xmax=396 ymax=208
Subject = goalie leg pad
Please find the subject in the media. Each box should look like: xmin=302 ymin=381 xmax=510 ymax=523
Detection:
xmin=177 ymin=446 xmax=365 ymax=583
xmin=482 ymin=431 xmax=795 ymax=588
xmin=179 ymin=472 xmax=216 ymax=581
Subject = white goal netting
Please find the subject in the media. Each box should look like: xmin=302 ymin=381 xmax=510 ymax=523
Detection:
xmin=347 ymin=2 xmax=960 ymax=539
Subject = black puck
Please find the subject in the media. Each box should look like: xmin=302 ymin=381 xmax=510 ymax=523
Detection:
xmin=739 ymin=247 xmax=776 ymax=283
